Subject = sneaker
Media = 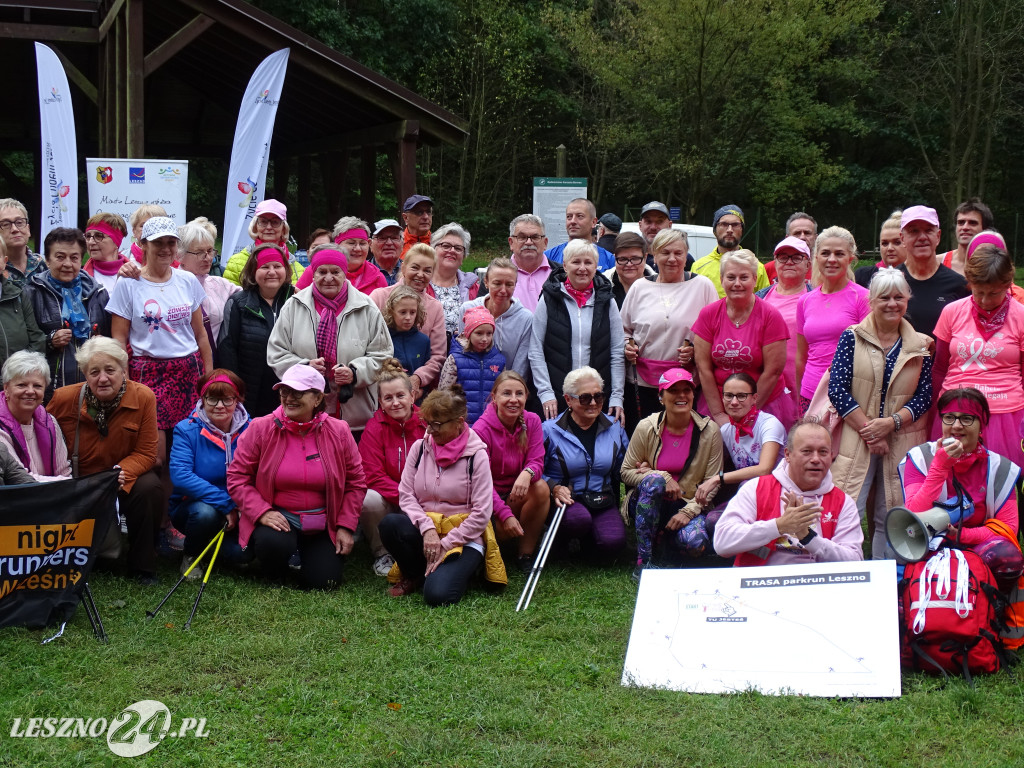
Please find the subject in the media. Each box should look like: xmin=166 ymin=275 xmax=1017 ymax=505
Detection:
xmin=287 ymin=551 xmax=302 ymax=571
xmin=387 ymin=577 xmax=419 ymax=597
xmin=372 ymin=554 xmax=395 ymax=577
xmin=163 ymin=526 xmax=186 ymax=552
xmin=180 ymin=555 xmax=202 ymax=581
xmin=632 ymin=560 xmax=656 ymax=583
xmin=517 ymin=553 xmax=535 ymax=575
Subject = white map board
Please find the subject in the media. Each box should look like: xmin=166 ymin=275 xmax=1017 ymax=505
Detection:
xmin=622 ymin=561 xmax=901 ymax=698
xmin=532 ymin=177 xmax=587 ymax=249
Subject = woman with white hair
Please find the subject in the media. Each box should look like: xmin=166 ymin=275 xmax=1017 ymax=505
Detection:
xmin=796 ymin=226 xmax=869 ymax=411
xmin=530 ymin=239 xmax=625 ymax=423
xmin=542 ymin=366 xmax=629 ymax=562
xmin=47 ymin=337 xmax=162 ymax=583
xmin=693 ymin=249 xmax=792 ymax=427
xmin=177 ymin=217 xmax=240 ymax=360
xmin=0 ymin=350 xmax=71 ymax=481
xmin=222 ymin=199 xmax=304 ymax=287
xmin=828 ymin=267 xmax=932 ymax=558
xmin=430 ymin=222 xmax=479 ymax=338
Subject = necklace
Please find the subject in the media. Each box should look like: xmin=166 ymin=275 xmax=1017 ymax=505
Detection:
xmin=728 ymin=301 xmax=754 ymax=328
xmin=656 ymin=280 xmax=678 ymax=320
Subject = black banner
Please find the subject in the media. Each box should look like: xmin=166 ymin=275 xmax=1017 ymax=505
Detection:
xmin=0 ymin=470 xmax=119 ymax=629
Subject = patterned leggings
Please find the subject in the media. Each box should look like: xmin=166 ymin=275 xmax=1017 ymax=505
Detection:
xmin=630 ymin=474 xmax=718 ymax=564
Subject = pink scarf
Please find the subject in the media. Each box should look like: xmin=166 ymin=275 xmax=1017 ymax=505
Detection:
xmin=431 ymin=425 xmax=470 ymax=468
xmin=728 ymin=405 xmax=760 ymax=443
xmin=971 ymin=293 xmax=1011 ymax=340
xmin=312 ymin=282 xmax=348 ymax=370
xmin=565 ymin=281 xmax=593 ymax=308
xmin=87 ymin=256 xmax=126 ymax=276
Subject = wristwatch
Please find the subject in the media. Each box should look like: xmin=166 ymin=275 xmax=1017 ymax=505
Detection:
xmin=524 ymin=467 xmax=536 ymax=478
xmin=799 ymin=529 xmax=817 ymax=546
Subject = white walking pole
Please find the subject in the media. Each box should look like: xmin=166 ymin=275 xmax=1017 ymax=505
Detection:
xmin=516 ymin=502 xmax=567 ymax=611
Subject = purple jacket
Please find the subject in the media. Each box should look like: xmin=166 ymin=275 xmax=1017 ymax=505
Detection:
xmin=472 ymin=403 xmax=544 ymax=522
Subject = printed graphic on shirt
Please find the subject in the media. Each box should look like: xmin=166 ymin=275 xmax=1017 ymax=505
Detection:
xmin=955 ymin=332 xmax=1001 ymax=372
xmin=712 ymin=338 xmax=753 ymax=371
xmin=142 ymin=298 xmax=187 ymax=334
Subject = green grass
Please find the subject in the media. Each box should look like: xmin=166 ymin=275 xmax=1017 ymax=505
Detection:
xmin=2 ymin=547 xmax=1024 ymax=767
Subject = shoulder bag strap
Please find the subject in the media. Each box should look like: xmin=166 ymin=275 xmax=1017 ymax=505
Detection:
xmin=71 ymin=385 xmax=86 ymax=478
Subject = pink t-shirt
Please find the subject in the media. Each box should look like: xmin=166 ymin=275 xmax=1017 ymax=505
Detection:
xmin=932 ymin=296 xmax=1024 ymax=412
xmin=796 ymin=282 xmax=869 ymax=398
xmin=761 ymin=286 xmax=805 ymax=396
xmin=692 ymin=298 xmax=789 ymax=402
xmin=271 ymin=432 xmax=329 ymax=512
xmin=656 ymin=422 xmax=693 ymax=476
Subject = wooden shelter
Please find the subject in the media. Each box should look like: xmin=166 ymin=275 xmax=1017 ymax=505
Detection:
xmin=0 ymin=0 xmax=468 ymax=239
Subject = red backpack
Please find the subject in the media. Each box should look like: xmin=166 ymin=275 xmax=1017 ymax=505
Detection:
xmin=898 ymin=547 xmax=1008 ymax=684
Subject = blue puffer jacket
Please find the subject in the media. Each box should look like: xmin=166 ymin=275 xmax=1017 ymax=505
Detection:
xmin=452 ymin=343 xmax=506 ymax=424
xmin=169 ymin=403 xmax=251 ymax=516
xmin=542 ymin=410 xmax=628 ymax=495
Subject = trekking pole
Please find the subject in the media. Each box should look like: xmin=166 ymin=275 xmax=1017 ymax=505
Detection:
xmin=81 ymin=583 xmax=108 ymax=642
xmin=183 ymin=527 xmax=226 ymax=630
xmin=516 ymin=502 xmax=566 ymax=612
xmin=146 ymin=523 xmax=227 ymax=622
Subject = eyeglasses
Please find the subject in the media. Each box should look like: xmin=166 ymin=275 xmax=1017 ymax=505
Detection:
xmin=278 ymin=387 xmax=316 ymax=400
xmin=616 ymin=256 xmax=644 ymax=266
xmin=188 ymin=249 xmax=218 ymax=259
xmin=0 ymin=218 xmax=29 ymax=232
xmin=722 ymin=392 xmax=752 ymax=401
xmin=84 ymin=232 xmax=107 ymax=242
xmin=374 ymin=234 xmax=402 ymax=243
xmin=422 ymin=417 xmax=456 ymax=432
xmin=436 ymin=242 xmax=466 ymax=255
xmin=569 ymin=392 xmax=605 ymax=406
xmin=940 ymin=413 xmax=977 ymax=427
xmin=718 ymin=222 xmax=742 ymax=230
xmin=204 ymin=396 xmax=237 ymax=407
xmin=256 ymin=217 xmax=283 ymax=228
xmin=513 ymin=234 xmax=544 ymax=243
xmin=774 ymin=254 xmax=806 ymax=264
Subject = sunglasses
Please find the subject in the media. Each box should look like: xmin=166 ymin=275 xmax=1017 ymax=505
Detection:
xmin=569 ymin=392 xmax=605 ymax=406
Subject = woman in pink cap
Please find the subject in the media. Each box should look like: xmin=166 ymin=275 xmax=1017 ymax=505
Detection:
xmin=621 ymin=367 xmax=723 ymax=579
xmin=222 ymin=199 xmax=304 ymax=287
xmin=930 ymin=243 xmax=1024 ymax=467
xmin=438 ymin=305 xmax=505 ymax=424
xmin=267 ymin=246 xmax=393 ymax=434
xmin=228 ymin=363 xmax=365 ymax=589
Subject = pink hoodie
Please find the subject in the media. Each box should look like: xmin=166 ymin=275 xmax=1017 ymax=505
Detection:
xmin=398 ymin=428 xmax=493 ymax=552
xmin=472 ymin=403 xmax=544 ymax=522
xmin=358 ymin=404 xmax=425 ymax=506
xmin=714 ymin=461 xmax=864 ymax=565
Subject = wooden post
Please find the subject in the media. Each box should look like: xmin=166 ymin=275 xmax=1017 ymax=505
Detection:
xmin=360 ymin=145 xmax=376 ymax=224
xmin=296 ymin=156 xmax=312 ymax=248
xmin=125 ymin=0 xmax=144 ymax=156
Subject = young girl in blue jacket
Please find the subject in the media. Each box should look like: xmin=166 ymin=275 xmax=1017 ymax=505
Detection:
xmin=438 ymin=306 xmax=506 ymax=424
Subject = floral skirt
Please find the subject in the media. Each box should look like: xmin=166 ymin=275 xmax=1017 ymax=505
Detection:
xmin=130 ymin=351 xmax=204 ymax=430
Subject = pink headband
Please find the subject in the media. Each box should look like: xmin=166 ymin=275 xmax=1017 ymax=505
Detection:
xmin=255 ymin=247 xmax=288 ymax=269
xmin=940 ymin=397 xmax=987 ymax=425
xmin=967 ymin=232 xmax=1007 ymax=260
xmin=309 ymin=249 xmax=349 ymax=273
xmin=86 ymin=222 xmax=125 ymax=248
xmin=333 ymin=228 xmax=369 ymax=245
xmin=200 ymin=375 xmax=240 ymax=398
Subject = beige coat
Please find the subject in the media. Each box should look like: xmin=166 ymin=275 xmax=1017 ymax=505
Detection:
xmin=829 ymin=315 xmax=931 ymax=510
xmin=621 ymin=410 xmax=723 ymax=522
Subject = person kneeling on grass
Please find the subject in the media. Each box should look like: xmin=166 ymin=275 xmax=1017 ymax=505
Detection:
xmin=714 ymin=420 xmax=863 ymax=565
xmin=378 ymin=385 xmax=506 ymax=606
xmin=227 ymin=363 xmax=365 ymax=590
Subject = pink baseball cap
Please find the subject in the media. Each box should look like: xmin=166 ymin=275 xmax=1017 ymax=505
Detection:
xmin=658 ymin=368 xmax=695 ymax=391
xmin=273 ymin=364 xmax=326 ymax=393
xmin=254 ymin=199 xmax=288 ymax=221
xmin=463 ymin=306 xmax=495 ymax=336
xmin=773 ymin=236 xmax=811 ymax=259
xmin=900 ymin=205 xmax=939 ymax=230
xmin=966 ymin=230 xmax=1007 ymax=260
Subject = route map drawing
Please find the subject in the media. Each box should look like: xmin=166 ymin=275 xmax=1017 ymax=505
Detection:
xmin=622 ymin=561 xmax=901 ymax=697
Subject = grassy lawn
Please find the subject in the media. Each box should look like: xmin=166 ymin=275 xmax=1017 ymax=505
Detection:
xmin=2 ymin=545 xmax=1023 ymax=767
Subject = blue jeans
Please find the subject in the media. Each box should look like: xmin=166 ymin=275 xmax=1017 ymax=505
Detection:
xmin=170 ymin=500 xmax=250 ymax=564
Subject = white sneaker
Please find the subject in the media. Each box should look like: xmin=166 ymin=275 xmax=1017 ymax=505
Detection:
xmin=180 ymin=555 xmax=202 ymax=581
xmin=372 ymin=554 xmax=395 ymax=577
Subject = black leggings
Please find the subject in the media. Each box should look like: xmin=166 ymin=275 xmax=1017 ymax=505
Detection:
xmin=249 ymin=526 xmax=345 ymax=590
xmin=378 ymin=512 xmax=483 ymax=607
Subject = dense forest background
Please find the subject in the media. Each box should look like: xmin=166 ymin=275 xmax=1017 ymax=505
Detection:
xmin=6 ymin=0 xmax=1024 ymax=255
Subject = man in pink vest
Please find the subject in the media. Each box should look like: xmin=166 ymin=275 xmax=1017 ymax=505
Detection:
xmin=715 ymin=420 xmax=863 ymax=565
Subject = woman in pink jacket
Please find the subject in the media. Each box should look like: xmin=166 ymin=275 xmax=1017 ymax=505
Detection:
xmin=358 ymin=358 xmax=426 ymax=577
xmin=472 ymin=371 xmax=549 ymax=574
xmin=379 ymin=384 xmax=496 ymax=605
xmin=227 ymin=363 xmax=366 ymax=589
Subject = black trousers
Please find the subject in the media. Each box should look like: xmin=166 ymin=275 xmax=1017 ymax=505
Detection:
xmin=624 ymin=381 xmax=662 ymax=437
xmin=378 ymin=512 xmax=483 ymax=607
xmin=249 ymin=526 xmax=345 ymax=590
xmin=118 ymin=470 xmax=162 ymax=576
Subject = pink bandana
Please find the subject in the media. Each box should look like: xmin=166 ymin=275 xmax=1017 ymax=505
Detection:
xmin=565 ymin=281 xmax=593 ymax=308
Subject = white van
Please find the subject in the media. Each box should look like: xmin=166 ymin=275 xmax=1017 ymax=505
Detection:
xmin=619 ymin=222 xmax=718 ymax=261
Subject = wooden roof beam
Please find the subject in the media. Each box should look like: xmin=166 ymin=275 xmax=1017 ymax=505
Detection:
xmin=143 ymin=13 xmax=216 ymax=77
xmin=0 ymin=22 xmax=98 ymax=43
xmin=283 ymin=120 xmax=418 ymax=158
